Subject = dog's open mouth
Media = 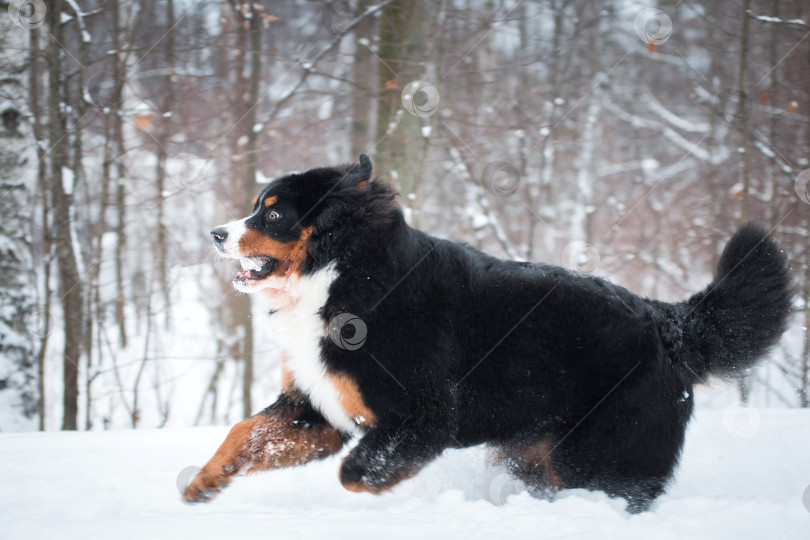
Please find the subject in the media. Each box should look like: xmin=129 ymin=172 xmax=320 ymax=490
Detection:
xmin=233 ymin=256 xmax=279 ymax=285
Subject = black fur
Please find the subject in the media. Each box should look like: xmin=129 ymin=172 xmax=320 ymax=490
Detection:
xmin=247 ymin=156 xmax=794 ymax=513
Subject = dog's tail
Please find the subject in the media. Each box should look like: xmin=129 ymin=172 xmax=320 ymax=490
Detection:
xmin=678 ymin=222 xmax=793 ymax=383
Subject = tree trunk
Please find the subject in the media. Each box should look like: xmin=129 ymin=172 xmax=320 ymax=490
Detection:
xmin=534 ymin=0 xmax=567 ymax=258
xmin=736 ymin=0 xmax=752 ymax=404
xmin=738 ymin=0 xmax=752 ymax=224
xmin=222 ymin=1 xmax=261 ymax=420
xmin=63 ymin=2 xmax=91 ymax=431
xmin=350 ymin=0 xmax=374 ymax=157
xmin=801 ymin=91 xmax=810 ymax=408
xmin=374 ymin=0 xmax=428 ymax=202
xmin=239 ymin=0 xmax=263 ymax=418
xmin=48 ymin=0 xmax=83 ymax=431
xmin=572 ymin=1 xmax=606 ymax=245
xmin=29 ymin=22 xmax=51 ymax=431
xmin=801 ymin=235 xmax=809 ymax=407
xmin=112 ymin=0 xmax=128 ymax=349
xmin=154 ymin=0 xmax=175 ymax=330
xmin=0 ymin=8 xmax=38 ymax=428
xmin=574 ymin=73 xmax=603 ymax=244
xmin=764 ymin=0 xmax=780 ymax=228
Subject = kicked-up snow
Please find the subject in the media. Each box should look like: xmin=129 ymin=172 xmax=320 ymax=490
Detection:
xmin=0 ymin=408 xmax=808 ymax=539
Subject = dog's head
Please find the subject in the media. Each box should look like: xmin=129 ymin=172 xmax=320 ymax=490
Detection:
xmin=211 ymin=154 xmax=375 ymax=294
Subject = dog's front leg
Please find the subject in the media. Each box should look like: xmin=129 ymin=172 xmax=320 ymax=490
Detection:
xmin=183 ymin=392 xmax=346 ymax=503
xmin=339 ymin=416 xmax=448 ymax=494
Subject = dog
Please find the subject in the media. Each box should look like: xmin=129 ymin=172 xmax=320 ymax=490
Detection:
xmin=184 ymin=154 xmax=793 ymax=512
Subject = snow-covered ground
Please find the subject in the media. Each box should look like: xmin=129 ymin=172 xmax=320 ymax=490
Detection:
xmin=1 ymin=408 xmax=808 ymax=539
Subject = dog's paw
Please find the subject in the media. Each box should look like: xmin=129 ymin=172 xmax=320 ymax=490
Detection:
xmin=339 ymin=456 xmax=377 ymax=493
xmin=182 ymin=468 xmax=229 ymax=503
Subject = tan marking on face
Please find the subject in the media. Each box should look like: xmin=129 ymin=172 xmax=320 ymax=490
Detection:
xmin=263 ymin=195 xmax=278 ymax=207
xmin=252 ymin=195 xmax=259 ymax=206
xmin=327 ymin=373 xmax=377 ymax=427
xmin=237 ymin=226 xmax=313 ymax=276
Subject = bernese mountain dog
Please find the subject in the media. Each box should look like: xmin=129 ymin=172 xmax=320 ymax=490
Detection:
xmin=183 ymin=154 xmax=793 ymax=512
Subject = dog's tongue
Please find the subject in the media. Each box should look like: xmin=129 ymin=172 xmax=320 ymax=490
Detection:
xmin=236 ymin=270 xmax=258 ymax=281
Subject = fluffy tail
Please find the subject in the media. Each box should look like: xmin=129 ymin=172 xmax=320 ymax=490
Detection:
xmin=680 ymin=222 xmax=793 ymax=382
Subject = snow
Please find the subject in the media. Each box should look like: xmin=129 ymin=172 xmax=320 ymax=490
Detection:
xmin=256 ymin=170 xmax=273 ymax=184
xmin=0 ymin=408 xmax=807 ymax=539
xmin=641 ymin=158 xmax=660 ymax=171
xmin=747 ymin=11 xmax=808 ymax=27
xmin=645 ymin=92 xmax=711 ymax=133
xmin=604 ymin=100 xmax=725 ymax=165
xmin=62 ymin=166 xmax=75 ymax=195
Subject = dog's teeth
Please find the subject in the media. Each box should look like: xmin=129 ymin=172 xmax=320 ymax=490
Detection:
xmin=239 ymin=258 xmax=264 ymax=271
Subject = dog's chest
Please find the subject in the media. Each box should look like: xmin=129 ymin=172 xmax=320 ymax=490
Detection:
xmin=273 ymin=265 xmax=359 ymax=434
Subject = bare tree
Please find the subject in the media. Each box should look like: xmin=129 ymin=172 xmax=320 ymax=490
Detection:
xmin=0 ymin=5 xmax=38 ymax=428
xmin=239 ymin=0 xmax=263 ymax=417
xmin=47 ymin=0 xmax=84 ymax=430
xmin=350 ymin=0 xmax=375 ymax=157
xmin=374 ymin=0 xmax=429 ymax=201
xmin=29 ymin=16 xmax=51 ymax=431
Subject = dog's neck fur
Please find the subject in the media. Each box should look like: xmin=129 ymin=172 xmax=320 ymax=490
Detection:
xmin=264 ymin=262 xmax=361 ymax=434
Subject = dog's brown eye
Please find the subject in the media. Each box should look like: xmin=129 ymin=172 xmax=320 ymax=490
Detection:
xmin=266 ymin=210 xmax=281 ymax=221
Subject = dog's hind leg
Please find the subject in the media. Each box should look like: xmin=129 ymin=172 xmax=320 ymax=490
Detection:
xmin=490 ymin=438 xmax=565 ymax=499
xmin=549 ymin=379 xmax=693 ymax=513
xmin=183 ymin=391 xmax=346 ymax=503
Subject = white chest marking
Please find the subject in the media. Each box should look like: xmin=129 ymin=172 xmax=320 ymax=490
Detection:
xmin=271 ymin=264 xmax=359 ymax=434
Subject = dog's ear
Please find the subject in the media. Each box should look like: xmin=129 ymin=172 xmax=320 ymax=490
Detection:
xmin=314 ymin=201 xmax=347 ymax=232
xmin=337 ymin=153 xmax=373 ymax=191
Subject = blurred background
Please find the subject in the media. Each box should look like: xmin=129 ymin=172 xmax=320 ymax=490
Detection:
xmin=0 ymin=0 xmax=808 ymax=432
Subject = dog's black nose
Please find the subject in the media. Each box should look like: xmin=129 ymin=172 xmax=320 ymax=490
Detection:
xmin=211 ymin=227 xmax=228 ymax=244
